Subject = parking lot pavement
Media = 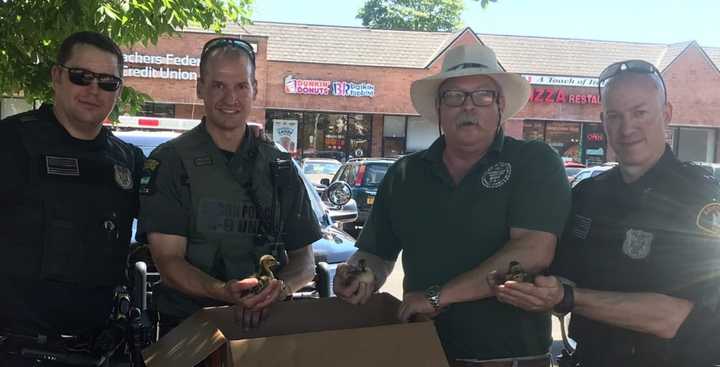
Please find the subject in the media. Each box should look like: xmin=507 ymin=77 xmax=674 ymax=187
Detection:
xmin=378 ymin=253 xmax=565 ymax=341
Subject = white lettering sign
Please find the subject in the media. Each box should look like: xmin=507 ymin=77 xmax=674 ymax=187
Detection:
xmin=523 ymin=74 xmax=599 ymax=87
xmin=123 ymin=66 xmax=198 ymax=81
xmin=123 ymin=52 xmax=200 ymax=67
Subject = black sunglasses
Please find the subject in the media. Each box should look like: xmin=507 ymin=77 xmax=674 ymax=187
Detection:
xmin=598 ymin=60 xmax=667 ymax=103
xmin=58 ymin=64 xmax=122 ymax=92
xmin=201 ymin=37 xmax=255 ymax=65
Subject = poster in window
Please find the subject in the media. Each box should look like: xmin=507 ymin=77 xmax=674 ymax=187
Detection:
xmin=272 ymin=119 xmax=298 ymax=153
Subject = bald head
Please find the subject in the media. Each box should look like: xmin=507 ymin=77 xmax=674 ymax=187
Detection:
xmin=601 ymin=71 xmax=666 ymax=107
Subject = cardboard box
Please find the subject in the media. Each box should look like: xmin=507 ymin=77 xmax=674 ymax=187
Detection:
xmin=143 ymin=292 xmax=449 ymax=367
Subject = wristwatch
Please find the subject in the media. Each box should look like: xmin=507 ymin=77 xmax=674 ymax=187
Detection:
xmin=553 ymin=283 xmax=575 ymax=315
xmin=424 ymin=285 xmax=442 ymax=311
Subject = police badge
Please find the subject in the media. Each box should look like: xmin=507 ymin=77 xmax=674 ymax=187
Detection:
xmin=481 ymin=162 xmax=512 ymax=189
xmin=114 ymin=164 xmax=134 ymax=190
xmin=622 ymin=228 xmax=653 ymax=260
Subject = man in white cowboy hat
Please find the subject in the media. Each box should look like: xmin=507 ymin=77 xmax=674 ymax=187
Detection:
xmin=333 ymin=44 xmax=571 ymax=366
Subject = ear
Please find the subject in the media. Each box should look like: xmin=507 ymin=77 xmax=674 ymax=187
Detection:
xmin=196 ymin=78 xmax=204 ymax=99
xmin=252 ymin=80 xmax=258 ymax=100
xmin=662 ymin=102 xmax=673 ymax=128
xmin=497 ymin=94 xmax=506 ymax=115
xmin=51 ymin=65 xmax=62 ymax=90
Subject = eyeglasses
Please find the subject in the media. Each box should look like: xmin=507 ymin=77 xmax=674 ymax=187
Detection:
xmin=58 ymin=64 xmax=122 ymax=92
xmin=598 ymin=60 xmax=667 ymax=103
xmin=440 ymin=90 xmax=497 ymax=107
xmin=201 ymin=37 xmax=255 ymax=65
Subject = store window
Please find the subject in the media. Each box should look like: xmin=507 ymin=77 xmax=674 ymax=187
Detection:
xmin=676 ymin=127 xmax=717 ymax=162
xmin=1 ymin=97 xmax=33 ymax=119
xmin=383 ymin=115 xmax=406 ymax=157
xmin=406 ymin=116 xmax=438 ymax=153
xmin=348 ymin=114 xmax=372 ymax=158
xmin=266 ymin=110 xmax=303 ymax=156
xmin=140 ymin=102 xmax=175 ymax=118
xmin=522 ymin=121 xmax=545 ymax=141
xmin=545 ymin=122 xmax=581 ymax=162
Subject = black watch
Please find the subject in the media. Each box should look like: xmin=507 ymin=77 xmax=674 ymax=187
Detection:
xmin=553 ymin=283 xmax=575 ymax=315
xmin=424 ymin=285 xmax=442 ymax=311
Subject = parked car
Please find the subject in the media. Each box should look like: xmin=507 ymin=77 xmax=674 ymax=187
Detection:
xmin=301 ymin=157 xmax=342 ymax=194
xmin=115 ymin=129 xmax=358 ymax=299
xmin=692 ymin=161 xmax=720 ymax=181
xmin=569 ymin=163 xmax=617 ymax=188
xmin=323 ymin=157 xmax=397 ymax=237
xmin=564 ymin=161 xmax=586 ymax=181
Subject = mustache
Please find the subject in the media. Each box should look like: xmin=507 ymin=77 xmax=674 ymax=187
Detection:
xmin=454 ymin=113 xmax=480 ymax=128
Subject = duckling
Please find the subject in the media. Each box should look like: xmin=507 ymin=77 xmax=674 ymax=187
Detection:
xmin=504 ymin=261 xmax=535 ymax=283
xmin=343 ymin=259 xmax=375 ymax=286
xmin=251 ymin=254 xmax=280 ymax=294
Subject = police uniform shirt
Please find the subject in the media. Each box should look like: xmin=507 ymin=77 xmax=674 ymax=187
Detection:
xmin=553 ymin=146 xmax=720 ymax=366
xmin=0 ymin=104 xmax=145 ymax=336
xmin=137 ymin=122 xmax=321 ymax=316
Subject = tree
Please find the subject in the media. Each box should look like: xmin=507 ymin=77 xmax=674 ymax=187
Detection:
xmin=357 ymin=0 xmax=498 ymax=32
xmin=0 ymin=0 xmax=253 ymax=118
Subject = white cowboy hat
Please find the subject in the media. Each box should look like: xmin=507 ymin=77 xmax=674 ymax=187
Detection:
xmin=410 ymin=44 xmax=530 ymax=124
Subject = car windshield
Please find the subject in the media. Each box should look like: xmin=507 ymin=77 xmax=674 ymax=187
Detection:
xmin=565 ymin=167 xmax=583 ymax=177
xmin=363 ymin=163 xmax=391 ymax=187
xmin=303 ymin=162 xmax=341 ymax=175
xmin=113 ymin=131 xmax=180 ymax=157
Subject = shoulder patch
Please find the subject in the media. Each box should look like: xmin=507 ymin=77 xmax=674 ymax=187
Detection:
xmin=139 ymin=159 xmax=160 ymax=195
xmin=696 ymin=202 xmax=720 ymax=236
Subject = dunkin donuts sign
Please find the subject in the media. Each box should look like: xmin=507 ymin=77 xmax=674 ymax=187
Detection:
xmin=284 ymin=75 xmax=375 ymax=97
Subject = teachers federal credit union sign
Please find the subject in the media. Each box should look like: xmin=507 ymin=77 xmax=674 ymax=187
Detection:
xmin=284 ymin=75 xmax=375 ymax=97
xmin=122 ymin=52 xmax=201 ymax=81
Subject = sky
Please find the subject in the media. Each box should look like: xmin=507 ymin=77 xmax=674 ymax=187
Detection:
xmin=252 ymin=0 xmax=720 ymax=47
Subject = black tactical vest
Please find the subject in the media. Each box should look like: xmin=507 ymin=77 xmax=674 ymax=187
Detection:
xmin=0 ymin=111 xmax=139 ymax=288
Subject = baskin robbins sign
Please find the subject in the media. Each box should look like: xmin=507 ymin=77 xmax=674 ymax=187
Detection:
xmin=284 ymin=75 xmax=375 ymax=97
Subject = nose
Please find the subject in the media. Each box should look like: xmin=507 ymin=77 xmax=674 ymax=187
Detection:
xmin=221 ymin=88 xmax=239 ymax=105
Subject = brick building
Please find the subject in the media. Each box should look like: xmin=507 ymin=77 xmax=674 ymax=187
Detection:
xmin=4 ymin=22 xmax=719 ymax=164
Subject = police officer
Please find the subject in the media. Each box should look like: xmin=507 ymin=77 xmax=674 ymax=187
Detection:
xmin=0 ymin=32 xmax=144 ymax=365
xmin=138 ymin=37 xmax=320 ymax=333
xmin=496 ymin=60 xmax=720 ymax=366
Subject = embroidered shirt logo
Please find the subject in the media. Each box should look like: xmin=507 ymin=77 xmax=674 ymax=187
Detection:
xmin=697 ymin=202 xmax=720 ymax=236
xmin=622 ymin=228 xmax=653 ymax=260
xmin=481 ymin=162 xmax=512 ymax=189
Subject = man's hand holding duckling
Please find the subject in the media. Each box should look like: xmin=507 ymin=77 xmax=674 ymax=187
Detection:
xmin=225 ymin=277 xmax=287 ymax=329
xmin=495 ymin=275 xmax=564 ymax=312
xmin=334 ymin=263 xmax=376 ymax=305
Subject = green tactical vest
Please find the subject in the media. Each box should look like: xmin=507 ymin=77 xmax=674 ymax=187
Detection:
xmin=155 ymin=123 xmax=302 ymax=318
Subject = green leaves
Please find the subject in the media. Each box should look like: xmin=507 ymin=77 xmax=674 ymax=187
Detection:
xmin=357 ymin=0 xmax=498 ymax=32
xmin=0 ymin=0 xmax=253 ymax=121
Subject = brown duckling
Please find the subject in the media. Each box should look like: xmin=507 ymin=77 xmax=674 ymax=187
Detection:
xmin=343 ymin=259 xmax=375 ymax=286
xmin=504 ymin=261 xmax=535 ymax=283
xmin=251 ymin=254 xmax=280 ymax=294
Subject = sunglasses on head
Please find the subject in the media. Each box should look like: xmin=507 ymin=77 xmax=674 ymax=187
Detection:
xmin=58 ymin=64 xmax=122 ymax=92
xmin=598 ymin=60 xmax=667 ymax=103
xmin=201 ymin=37 xmax=255 ymax=65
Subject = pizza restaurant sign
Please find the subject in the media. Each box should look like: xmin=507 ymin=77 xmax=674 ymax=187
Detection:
xmin=284 ymin=75 xmax=375 ymax=97
xmin=530 ymin=87 xmax=600 ymax=105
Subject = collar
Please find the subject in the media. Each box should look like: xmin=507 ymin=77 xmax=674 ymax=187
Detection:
xmin=612 ymin=145 xmax=678 ymax=189
xmin=197 ymin=118 xmax=256 ymax=158
xmin=421 ymin=128 xmax=506 ymax=164
xmin=40 ymin=103 xmax=108 ymax=150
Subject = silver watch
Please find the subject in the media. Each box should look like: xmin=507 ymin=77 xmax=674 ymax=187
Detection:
xmin=424 ymin=285 xmax=442 ymax=311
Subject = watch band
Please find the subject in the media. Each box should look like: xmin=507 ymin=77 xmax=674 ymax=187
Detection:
xmin=553 ymin=283 xmax=575 ymax=315
xmin=425 ymin=285 xmax=442 ymax=311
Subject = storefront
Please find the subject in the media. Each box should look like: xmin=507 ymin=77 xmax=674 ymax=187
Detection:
xmin=5 ymin=22 xmax=720 ymax=165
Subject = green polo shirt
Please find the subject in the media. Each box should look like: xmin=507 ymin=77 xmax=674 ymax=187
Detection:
xmin=357 ymin=132 xmax=571 ymax=360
